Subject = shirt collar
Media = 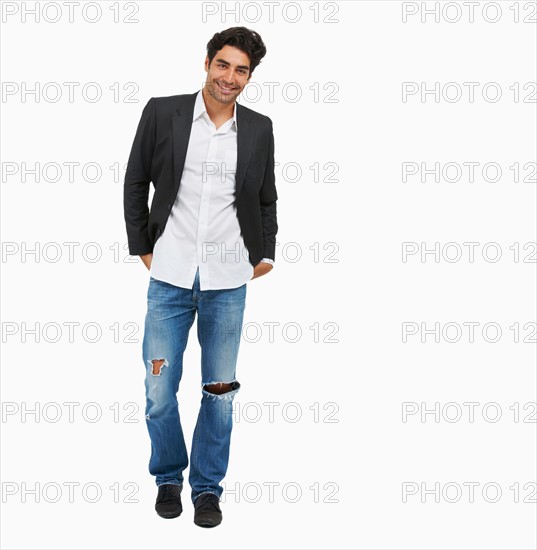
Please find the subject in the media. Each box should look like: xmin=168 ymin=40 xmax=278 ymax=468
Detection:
xmin=193 ymin=88 xmax=237 ymax=130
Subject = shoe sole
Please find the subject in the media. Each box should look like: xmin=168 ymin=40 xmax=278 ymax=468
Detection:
xmin=156 ymin=510 xmax=182 ymax=519
xmin=194 ymin=519 xmax=221 ymax=528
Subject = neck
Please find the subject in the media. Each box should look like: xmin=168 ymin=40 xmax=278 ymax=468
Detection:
xmin=202 ymin=86 xmax=235 ymax=120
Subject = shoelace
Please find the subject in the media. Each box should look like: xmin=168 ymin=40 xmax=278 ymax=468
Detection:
xmin=196 ymin=493 xmax=220 ymax=511
xmin=159 ymin=485 xmax=182 ymax=504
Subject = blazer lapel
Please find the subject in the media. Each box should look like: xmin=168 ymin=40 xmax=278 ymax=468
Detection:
xmin=171 ymin=92 xmax=197 ymax=201
xmin=235 ymin=101 xmax=256 ymax=198
xmin=172 ymin=91 xmax=256 ymax=200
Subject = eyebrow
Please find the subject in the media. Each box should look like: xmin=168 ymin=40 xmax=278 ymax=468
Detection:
xmin=214 ymin=57 xmax=250 ymax=71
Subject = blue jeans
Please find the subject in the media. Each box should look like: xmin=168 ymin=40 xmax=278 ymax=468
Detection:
xmin=141 ymin=267 xmax=246 ymax=503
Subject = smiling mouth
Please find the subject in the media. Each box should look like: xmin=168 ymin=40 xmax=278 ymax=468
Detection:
xmin=215 ymin=81 xmax=237 ymax=93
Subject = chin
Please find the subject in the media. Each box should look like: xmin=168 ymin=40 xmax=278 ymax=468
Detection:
xmin=218 ymin=92 xmax=239 ymax=103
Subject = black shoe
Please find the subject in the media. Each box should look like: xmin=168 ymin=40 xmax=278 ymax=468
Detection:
xmin=155 ymin=484 xmax=183 ymax=519
xmin=193 ymin=493 xmax=222 ymax=528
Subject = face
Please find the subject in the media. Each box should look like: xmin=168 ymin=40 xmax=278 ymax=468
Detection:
xmin=204 ymin=44 xmax=251 ymax=105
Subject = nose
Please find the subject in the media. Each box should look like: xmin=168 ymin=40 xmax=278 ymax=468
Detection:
xmin=222 ymin=68 xmax=235 ymax=85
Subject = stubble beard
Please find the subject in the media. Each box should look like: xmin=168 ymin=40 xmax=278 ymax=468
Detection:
xmin=206 ymin=78 xmax=241 ymax=105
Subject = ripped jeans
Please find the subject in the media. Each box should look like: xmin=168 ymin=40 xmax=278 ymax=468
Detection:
xmin=141 ymin=267 xmax=246 ymax=503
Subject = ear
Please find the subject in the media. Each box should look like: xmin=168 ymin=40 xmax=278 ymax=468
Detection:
xmin=204 ymin=55 xmax=209 ymax=72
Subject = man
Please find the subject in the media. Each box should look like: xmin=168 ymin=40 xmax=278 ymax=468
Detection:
xmin=123 ymin=27 xmax=278 ymax=528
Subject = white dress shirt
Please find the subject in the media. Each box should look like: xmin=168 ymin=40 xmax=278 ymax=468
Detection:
xmin=150 ymin=89 xmax=273 ymax=291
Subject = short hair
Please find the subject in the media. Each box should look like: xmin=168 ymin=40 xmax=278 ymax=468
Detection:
xmin=206 ymin=27 xmax=267 ymax=75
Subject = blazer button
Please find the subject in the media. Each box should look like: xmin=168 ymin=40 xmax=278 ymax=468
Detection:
xmin=167 ymin=204 xmax=172 ymax=210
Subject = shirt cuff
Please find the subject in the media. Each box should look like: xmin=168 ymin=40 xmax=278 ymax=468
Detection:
xmin=261 ymin=257 xmax=275 ymax=265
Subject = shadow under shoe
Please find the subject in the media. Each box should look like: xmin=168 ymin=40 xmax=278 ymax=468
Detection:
xmin=193 ymin=493 xmax=223 ymax=528
xmin=155 ymin=484 xmax=183 ymax=519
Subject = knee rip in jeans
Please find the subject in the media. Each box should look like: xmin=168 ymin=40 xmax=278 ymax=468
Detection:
xmin=148 ymin=358 xmax=169 ymax=376
xmin=202 ymin=380 xmax=241 ymax=400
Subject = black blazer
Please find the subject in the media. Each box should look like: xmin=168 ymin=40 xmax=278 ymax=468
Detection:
xmin=123 ymin=91 xmax=278 ymax=267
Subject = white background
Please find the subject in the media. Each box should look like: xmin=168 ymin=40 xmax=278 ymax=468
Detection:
xmin=1 ymin=1 xmax=536 ymax=549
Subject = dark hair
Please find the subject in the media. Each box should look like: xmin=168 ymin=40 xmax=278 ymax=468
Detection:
xmin=206 ymin=27 xmax=267 ymax=75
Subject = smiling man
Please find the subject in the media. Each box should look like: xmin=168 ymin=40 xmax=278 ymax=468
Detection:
xmin=123 ymin=27 xmax=278 ymax=527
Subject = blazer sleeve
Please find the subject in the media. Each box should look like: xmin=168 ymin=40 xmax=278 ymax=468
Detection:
xmin=259 ymin=118 xmax=278 ymax=261
xmin=123 ymin=97 xmax=156 ymax=256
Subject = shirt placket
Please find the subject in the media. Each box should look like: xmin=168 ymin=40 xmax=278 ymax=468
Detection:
xmin=197 ymin=114 xmax=215 ymax=289
xmin=197 ymin=112 xmax=235 ymax=290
